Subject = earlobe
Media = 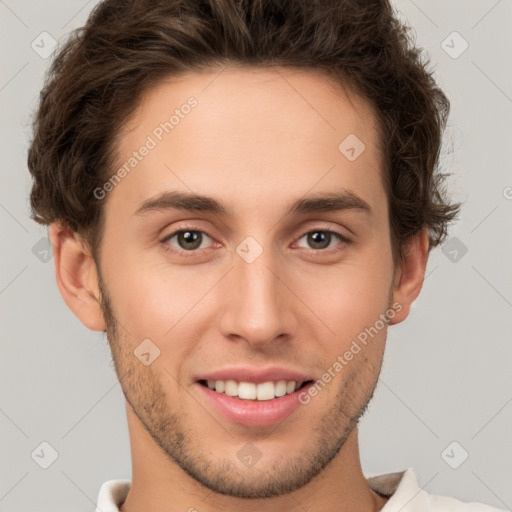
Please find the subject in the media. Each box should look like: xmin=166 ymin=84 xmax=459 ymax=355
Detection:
xmin=388 ymin=227 xmax=429 ymax=325
xmin=48 ymin=222 xmax=106 ymax=331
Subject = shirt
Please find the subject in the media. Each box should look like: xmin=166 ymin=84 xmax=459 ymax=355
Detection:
xmin=94 ymin=468 xmax=506 ymax=511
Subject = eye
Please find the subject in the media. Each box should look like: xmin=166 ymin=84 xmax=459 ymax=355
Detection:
xmin=160 ymin=226 xmax=351 ymax=257
xmin=295 ymin=230 xmax=350 ymax=252
xmin=162 ymin=228 xmax=214 ymax=252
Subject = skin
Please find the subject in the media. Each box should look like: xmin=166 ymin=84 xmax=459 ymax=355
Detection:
xmin=49 ymin=66 xmax=428 ymax=512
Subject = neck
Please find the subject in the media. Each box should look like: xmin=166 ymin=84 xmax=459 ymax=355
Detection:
xmin=120 ymin=401 xmax=388 ymax=512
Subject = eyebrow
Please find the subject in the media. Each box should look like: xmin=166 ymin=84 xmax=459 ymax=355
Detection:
xmin=134 ymin=189 xmax=373 ymax=218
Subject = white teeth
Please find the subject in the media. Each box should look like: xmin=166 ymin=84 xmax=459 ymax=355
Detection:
xmin=238 ymin=382 xmax=257 ymax=400
xmin=275 ymin=380 xmax=287 ymax=397
xmin=205 ymin=379 xmax=305 ymax=400
xmin=224 ymin=380 xmax=238 ymax=397
xmin=256 ymin=382 xmax=275 ymax=401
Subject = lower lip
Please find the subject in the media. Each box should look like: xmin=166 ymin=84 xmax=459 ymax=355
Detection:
xmin=196 ymin=382 xmax=314 ymax=427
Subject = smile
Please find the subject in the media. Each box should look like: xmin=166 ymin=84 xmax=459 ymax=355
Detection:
xmin=196 ymin=379 xmax=315 ymax=427
xmin=199 ymin=379 xmax=312 ymax=401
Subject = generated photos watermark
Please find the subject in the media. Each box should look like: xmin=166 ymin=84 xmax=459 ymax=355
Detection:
xmin=298 ymin=301 xmax=403 ymax=405
xmin=93 ymin=96 xmax=198 ymax=200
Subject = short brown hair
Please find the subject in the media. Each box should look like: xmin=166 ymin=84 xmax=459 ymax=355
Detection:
xmin=27 ymin=0 xmax=461 ymax=267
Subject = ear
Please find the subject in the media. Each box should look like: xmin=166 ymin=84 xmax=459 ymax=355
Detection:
xmin=388 ymin=227 xmax=429 ymax=325
xmin=48 ymin=222 xmax=106 ymax=331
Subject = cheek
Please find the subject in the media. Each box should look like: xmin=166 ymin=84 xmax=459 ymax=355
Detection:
xmin=106 ymin=255 xmax=217 ymax=342
xmin=296 ymin=258 xmax=393 ymax=343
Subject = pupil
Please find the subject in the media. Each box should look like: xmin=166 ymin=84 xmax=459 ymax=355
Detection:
xmin=179 ymin=231 xmax=201 ymax=250
xmin=309 ymin=231 xmax=329 ymax=249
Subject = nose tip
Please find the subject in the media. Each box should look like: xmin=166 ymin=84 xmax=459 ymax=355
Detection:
xmin=219 ymin=253 xmax=296 ymax=348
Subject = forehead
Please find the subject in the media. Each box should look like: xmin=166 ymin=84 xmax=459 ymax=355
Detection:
xmin=107 ymin=66 xmax=385 ymax=222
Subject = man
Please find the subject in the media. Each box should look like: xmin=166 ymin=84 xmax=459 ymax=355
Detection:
xmin=27 ymin=0 xmax=504 ymax=510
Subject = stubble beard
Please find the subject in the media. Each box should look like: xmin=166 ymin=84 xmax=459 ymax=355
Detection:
xmin=98 ymin=278 xmax=384 ymax=499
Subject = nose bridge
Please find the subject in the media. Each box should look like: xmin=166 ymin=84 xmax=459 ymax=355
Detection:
xmin=220 ymin=238 xmax=294 ymax=344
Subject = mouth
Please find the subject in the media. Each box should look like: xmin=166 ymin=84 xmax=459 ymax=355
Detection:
xmin=198 ymin=379 xmax=314 ymax=401
xmin=196 ymin=378 xmax=315 ymax=427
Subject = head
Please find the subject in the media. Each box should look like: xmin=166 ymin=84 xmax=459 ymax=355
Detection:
xmin=28 ymin=0 xmax=460 ymax=500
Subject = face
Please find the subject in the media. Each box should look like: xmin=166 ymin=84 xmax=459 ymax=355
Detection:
xmin=97 ymin=66 xmax=397 ymax=498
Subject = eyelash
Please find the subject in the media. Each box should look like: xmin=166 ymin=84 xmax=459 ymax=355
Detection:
xmin=160 ymin=225 xmax=352 ymax=257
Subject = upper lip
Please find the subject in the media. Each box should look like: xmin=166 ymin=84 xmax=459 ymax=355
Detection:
xmin=195 ymin=366 xmax=315 ymax=385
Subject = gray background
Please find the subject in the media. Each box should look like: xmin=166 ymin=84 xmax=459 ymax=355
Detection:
xmin=1 ymin=0 xmax=511 ymax=510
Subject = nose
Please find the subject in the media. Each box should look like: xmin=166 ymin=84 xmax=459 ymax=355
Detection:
xmin=219 ymin=244 xmax=298 ymax=349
